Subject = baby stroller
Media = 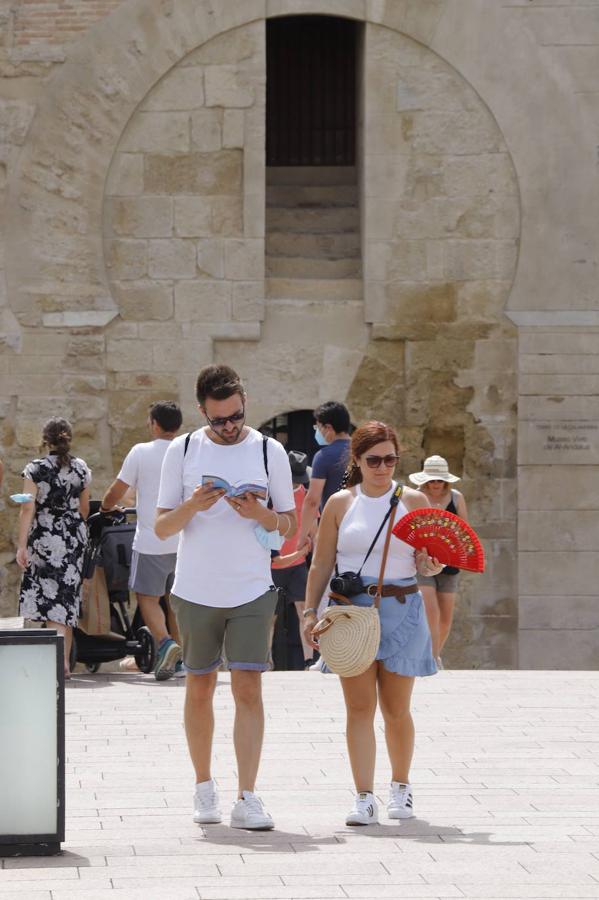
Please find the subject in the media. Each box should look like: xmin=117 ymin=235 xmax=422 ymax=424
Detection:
xmin=70 ymin=503 xmax=156 ymax=674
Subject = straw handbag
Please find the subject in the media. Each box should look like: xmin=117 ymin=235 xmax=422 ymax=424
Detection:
xmin=313 ymin=486 xmax=402 ymax=678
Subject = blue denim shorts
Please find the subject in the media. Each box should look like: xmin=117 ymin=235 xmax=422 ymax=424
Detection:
xmin=323 ymin=576 xmax=437 ymax=677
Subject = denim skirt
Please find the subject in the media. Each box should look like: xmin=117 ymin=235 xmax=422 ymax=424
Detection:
xmin=322 ymin=575 xmax=437 ymax=678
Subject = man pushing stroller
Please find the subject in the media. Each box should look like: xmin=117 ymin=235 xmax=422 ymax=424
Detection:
xmin=101 ymin=401 xmax=183 ymax=681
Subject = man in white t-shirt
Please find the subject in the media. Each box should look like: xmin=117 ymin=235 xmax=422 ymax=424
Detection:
xmin=101 ymin=401 xmax=183 ymax=681
xmin=156 ymin=365 xmax=296 ymax=831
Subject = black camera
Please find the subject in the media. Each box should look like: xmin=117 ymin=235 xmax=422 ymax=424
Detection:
xmin=330 ymin=571 xmax=365 ymax=597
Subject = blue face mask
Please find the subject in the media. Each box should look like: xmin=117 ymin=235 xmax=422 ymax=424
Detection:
xmin=314 ymin=426 xmax=328 ymax=447
xmin=254 ymin=524 xmax=284 ymax=552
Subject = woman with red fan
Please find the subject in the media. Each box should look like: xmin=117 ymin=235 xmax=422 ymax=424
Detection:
xmin=408 ymin=456 xmax=468 ymax=667
xmin=303 ymin=421 xmax=443 ymax=826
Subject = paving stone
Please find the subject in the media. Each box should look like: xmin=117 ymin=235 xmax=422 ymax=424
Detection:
xmin=6 ymin=671 xmax=597 ymax=899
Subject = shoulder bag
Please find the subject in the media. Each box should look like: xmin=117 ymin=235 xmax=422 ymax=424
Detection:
xmin=312 ymin=485 xmax=405 ymax=678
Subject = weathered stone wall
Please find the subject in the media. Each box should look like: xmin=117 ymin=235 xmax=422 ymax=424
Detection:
xmin=1 ymin=0 xmax=598 ymax=668
xmin=12 ymin=1 xmax=124 ymax=52
xmin=103 ymin=21 xmax=266 ymax=463
xmin=0 ymin=13 xmax=269 ymax=608
xmin=350 ymin=23 xmax=520 ymax=668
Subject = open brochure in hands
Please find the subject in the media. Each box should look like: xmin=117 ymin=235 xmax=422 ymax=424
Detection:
xmin=201 ymin=476 xmax=267 ymax=500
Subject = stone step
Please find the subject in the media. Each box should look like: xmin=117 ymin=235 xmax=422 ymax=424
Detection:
xmin=266 ymin=184 xmax=358 ymax=207
xmin=266 ymin=255 xmax=361 ymax=279
xmin=266 ymin=166 xmax=357 ymax=186
xmin=266 ymin=230 xmax=361 ymax=259
xmin=266 ymin=277 xmax=363 ymax=301
xmin=266 ymin=206 xmax=360 ymax=234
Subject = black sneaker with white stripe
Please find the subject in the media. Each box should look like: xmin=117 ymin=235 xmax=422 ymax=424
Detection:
xmin=345 ymin=791 xmax=379 ymax=826
xmin=387 ymin=781 xmax=414 ymax=819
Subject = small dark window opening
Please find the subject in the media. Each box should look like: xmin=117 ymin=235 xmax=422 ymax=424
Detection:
xmin=266 ymin=15 xmax=358 ymax=166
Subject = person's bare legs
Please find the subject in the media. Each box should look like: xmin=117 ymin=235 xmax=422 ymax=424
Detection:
xmin=230 ymin=669 xmax=265 ymax=796
xmin=294 ymin=601 xmax=313 ymax=662
xmin=377 ymin=668 xmax=415 ymax=784
xmin=420 ymin=585 xmax=440 ymax=658
xmin=184 ymin=671 xmax=218 ymax=782
xmin=137 ymin=593 xmax=170 ymax=644
xmin=437 ymin=592 xmax=456 ymax=655
xmin=165 ymin=594 xmax=181 ymax=645
xmin=340 ymin=663 xmax=378 ymax=792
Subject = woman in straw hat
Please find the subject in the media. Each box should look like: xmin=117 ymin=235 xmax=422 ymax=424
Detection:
xmin=303 ymin=421 xmax=443 ymax=826
xmin=408 ymin=455 xmax=468 ymax=667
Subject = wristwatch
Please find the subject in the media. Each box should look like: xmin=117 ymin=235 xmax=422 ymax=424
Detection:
xmin=302 ymin=607 xmax=318 ymax=618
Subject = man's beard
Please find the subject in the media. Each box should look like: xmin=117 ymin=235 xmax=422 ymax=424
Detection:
xmin=215 ymin=423 xmax=244 ymax=444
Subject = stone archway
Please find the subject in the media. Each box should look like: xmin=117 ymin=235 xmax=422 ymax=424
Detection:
xmin=3 ymin=1 xmax=522 ymax=666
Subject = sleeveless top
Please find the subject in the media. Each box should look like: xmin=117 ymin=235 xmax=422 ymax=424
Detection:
xmin=443 ymin=490 xmax=459 ymax=575
xmin=336 ymin=482 xmax=416 ymax=580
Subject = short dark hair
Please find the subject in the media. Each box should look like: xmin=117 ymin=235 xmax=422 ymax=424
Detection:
xmin=195 ymin=365 xmax=245 ymax=406
xmin=149 ymin=401 xmax=182 ymax=433
xmin=314 ymin=401 xmax=350 ymax=435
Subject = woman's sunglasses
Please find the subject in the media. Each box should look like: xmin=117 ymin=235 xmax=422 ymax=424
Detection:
xmin=205 ymin=408 xmax=245 ymax=429
xmin=364 ymin=454 xmax=399 ymax=469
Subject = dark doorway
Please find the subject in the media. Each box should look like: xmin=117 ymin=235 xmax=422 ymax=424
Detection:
xmin=259 ymin=409 xmax=319 ymax=461
xmin=266 ymin=16 xmax=358 ymax=166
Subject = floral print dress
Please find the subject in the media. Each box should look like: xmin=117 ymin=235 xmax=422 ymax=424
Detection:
xmin=19 ymin=454 xmax=92 ymax=627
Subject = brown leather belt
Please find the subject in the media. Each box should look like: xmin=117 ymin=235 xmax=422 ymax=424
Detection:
xmin=329 ymin=583 xmax=418 ymax=606
xmin=369 ymin=583 xmax=417 ymax=599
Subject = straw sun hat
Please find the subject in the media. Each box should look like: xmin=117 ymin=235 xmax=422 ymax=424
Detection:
xmin=408 ymin=455 xmax=460 ymax=486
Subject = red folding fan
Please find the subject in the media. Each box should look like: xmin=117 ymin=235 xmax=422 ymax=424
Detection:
xmin=392 ymin=508 xmax=485 ymax=573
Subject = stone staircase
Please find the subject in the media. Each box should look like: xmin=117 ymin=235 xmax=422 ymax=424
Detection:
xmin=265 ymin=166 xmax=362 ymax=303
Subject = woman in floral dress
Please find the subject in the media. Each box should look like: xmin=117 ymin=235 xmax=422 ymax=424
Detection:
xmin=16 ymin=417 xmax=91 ymax=677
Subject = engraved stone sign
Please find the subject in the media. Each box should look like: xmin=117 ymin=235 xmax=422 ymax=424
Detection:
xmin=520 ymin=420 xmax=599 ymax=464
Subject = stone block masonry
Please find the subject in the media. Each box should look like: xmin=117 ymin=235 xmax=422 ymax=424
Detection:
xmin=1 ymin=1 xmax=597 ymax=670
xmin=12 ymin=0 xmax=124 ymax=49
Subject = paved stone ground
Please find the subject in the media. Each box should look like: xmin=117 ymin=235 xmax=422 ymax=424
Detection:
xmin=2 ymin=669 xmax=599 ymax=899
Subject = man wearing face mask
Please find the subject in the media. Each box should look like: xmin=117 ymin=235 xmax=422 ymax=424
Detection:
xmin=296 ymin=401 xmax=351 ymax=549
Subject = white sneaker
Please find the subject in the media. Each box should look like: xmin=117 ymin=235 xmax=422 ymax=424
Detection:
xmin=193 ymin=779 xmax=222 ymax=824
xmin=436 ymin=656 xmax=444 ymax=670
xmin=387 ymin=781 xmax=414 ymax=819
xmin=346 ymin=792 xmax=379 ymax=826
xmin=309 ymin=656 xmax=325 ymax=671
xmin=230 ymin=790 xmax=274 ymax=830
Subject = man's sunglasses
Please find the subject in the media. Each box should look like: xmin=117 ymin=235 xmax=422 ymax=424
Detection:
xmin=364 ymin=454 xmax=399 ymax=469
xmin=205 ymin=408 xmax=245 ymax=429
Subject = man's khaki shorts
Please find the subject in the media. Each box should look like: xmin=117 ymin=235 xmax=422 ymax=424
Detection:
xmin=170 ymin=588 xmax=278 ymax=675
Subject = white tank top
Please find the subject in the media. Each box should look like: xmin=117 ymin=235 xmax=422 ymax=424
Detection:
xmin=336 ymin=482 xmax=416 ymax=580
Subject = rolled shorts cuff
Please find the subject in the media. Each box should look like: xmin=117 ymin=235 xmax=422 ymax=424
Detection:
xmin=184 ymin=657 xmax=222 ymax=675
xmin=417 ymin=571 xmax=459 ymax=593
xmin=228 ymin=661 xmax=270 ymax=672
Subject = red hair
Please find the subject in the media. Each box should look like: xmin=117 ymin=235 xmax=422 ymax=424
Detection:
xmin=344 ymin=421 xmax=399 ymax=487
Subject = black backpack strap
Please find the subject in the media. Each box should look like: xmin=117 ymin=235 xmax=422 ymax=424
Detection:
xmin=262 ymin=435 xmax=273 ymax=509
xmin=181 ymin=434 xmax=192 ymax=503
